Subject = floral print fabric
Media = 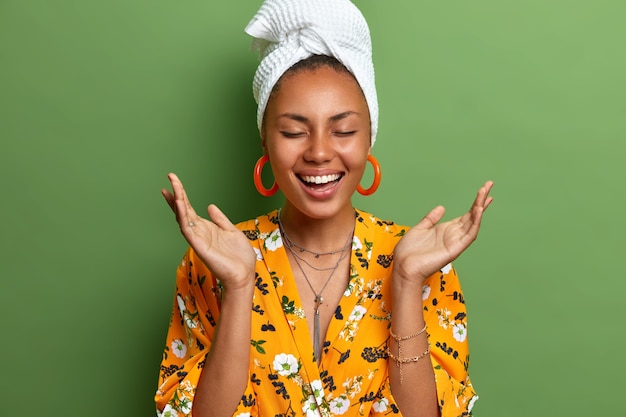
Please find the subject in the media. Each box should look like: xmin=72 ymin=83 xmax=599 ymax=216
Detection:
xmin=155 ymin=209 xmax=478 ymax=416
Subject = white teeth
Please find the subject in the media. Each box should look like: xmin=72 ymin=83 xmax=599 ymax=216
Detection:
xmin=301 ymin=174 xmax=341 ymax=184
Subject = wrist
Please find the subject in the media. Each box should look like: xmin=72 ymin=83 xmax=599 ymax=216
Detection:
xmin=221 ymin=275 xmax=256 ymax=299
xmin=391 ymin=270 xmax=426 ymax=293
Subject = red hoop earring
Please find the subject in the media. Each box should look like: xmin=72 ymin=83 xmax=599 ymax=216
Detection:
xmin=357 ymin=155 xmax=381 ymax=196
xmin=254 ymin=155 xmax=279 ymax=197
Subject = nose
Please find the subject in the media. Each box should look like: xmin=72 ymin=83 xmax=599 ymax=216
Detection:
xmin=304 ymin=132 xmax=334 ymax=163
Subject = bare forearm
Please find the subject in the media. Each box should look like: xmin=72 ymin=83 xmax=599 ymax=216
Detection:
xmin=389 ymin=277 xmax=439 ymax=417
xmin=192 ymin=283 xmax=255 ymax=417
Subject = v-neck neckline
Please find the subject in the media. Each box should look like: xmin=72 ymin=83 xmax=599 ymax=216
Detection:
xmin=260 ymin=209 xmax=376 ymax=375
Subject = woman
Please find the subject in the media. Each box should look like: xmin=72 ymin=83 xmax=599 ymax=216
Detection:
xmin=155 ymin=1 xmax=493 ymax=416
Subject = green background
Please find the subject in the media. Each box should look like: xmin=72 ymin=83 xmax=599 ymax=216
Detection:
xmin=1 ymin=0 xmax=624 ymax=415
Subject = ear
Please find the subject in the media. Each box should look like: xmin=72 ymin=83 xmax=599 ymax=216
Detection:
xmin=260 ymin=125 xmax=268 ymax=151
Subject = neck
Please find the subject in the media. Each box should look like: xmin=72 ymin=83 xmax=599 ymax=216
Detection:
xmin=278 ymin=204 xmax=355 ymax=253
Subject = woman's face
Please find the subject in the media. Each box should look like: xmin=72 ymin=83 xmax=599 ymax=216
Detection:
xmin=263 ymin=65 xmax=371 ymax=220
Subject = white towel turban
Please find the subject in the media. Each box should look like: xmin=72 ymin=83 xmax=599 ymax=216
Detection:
xmin=245 ymin=0 xmax=379 ymax=145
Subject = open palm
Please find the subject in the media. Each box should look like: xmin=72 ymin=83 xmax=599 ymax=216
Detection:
xmin=161 ymin=173 xmax=257 ymax=290
xmin=393 ymin=181 xmax=494 ymax=285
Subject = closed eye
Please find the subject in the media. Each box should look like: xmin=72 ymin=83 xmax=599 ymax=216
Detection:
xmin=334 ymin=130 xmax=357 ymax=137
xmin=280 ymin=131 xmax=306 ymax=138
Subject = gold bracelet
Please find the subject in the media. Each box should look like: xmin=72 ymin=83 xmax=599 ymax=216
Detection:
xmin=389 ymin=323 xmax=427 ymax=341
xmin=386 ymin=344 xmax=431 ymax=364
xmin=387 ymin=341 xmax=431 ymax=384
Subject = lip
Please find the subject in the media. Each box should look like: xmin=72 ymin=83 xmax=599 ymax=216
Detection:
xmin=296 ymin=171 xmax=344 ymax=199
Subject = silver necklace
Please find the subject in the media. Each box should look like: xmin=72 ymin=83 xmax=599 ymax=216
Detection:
xmin=281 ymin=222 xmax=353 ymax=272
xmin=282 ymin=228 xmax=352 ymax=258
xmin=277 ymin=214 xmax=354 ymax=362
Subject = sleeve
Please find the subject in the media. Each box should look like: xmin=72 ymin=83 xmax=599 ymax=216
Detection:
xmin=154 ymin=248 xmax=258 ymax=417
xmin=154 ymin=248 xmax=216 ymax=416
xmin=423 ymin=263 xmax=479 ymax=416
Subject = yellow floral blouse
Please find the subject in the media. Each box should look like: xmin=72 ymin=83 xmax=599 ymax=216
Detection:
xmin=155 ymin=209 xmax=478 ymax=416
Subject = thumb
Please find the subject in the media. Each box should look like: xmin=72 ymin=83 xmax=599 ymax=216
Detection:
xmin=415 ymin=205 xmax=445 ymax=230
xmin=207 ymin=204 xmax=237 ymax=231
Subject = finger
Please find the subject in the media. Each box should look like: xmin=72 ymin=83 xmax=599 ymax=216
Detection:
xmin=168 ymin=173 xmax=186 ymax=203
xmin=207 ymin=204 xmax=238 ymax=231
xmin=482 ymin=180 xmax=494 ymax=191
xmin=477 ymin=181 xmax=494 ymax=208
xmin=484 ymin=196 xmax=494 ymax=211
xmin=465 ymin=182 xmax=493 ymax=223
xmin=161 ymin=188 xmax=177 ymax=213
xmin=473 ymin=182 xmax=494 ymax=217
xmin=462 ymin=184 xmax=493 ymax=237
xmin=415 ymin=205 xmax=445 ymax=230
xmin=167 ymin=173 xmax=200 ymax=226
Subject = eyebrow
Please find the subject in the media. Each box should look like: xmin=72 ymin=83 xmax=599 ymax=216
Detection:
xmin=279 ymin=113 xmax=309 ymax=123
xmin=329 ymin=111 xmax=360 ymax=122
xmin=278 ymin=111 xmax=360 ymax=123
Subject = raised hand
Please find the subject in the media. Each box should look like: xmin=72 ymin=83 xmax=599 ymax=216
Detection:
xmin=161 ymin=173 xmax=257 ymax=290
xmin=393 ymin=181 xmax=494 ymax=286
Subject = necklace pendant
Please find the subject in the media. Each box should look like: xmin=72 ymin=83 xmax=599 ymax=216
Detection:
xmin=315 ymin=295 xmax=323 ymax=308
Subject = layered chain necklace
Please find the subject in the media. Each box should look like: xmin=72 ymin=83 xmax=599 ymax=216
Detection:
xmin=277 ymin=213 xmax=354 ymax=362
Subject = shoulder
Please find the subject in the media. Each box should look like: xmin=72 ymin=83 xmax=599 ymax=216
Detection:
xmin=232 ymin=210 xmax=282 ymax=255
xmin=234 ymin=209 xmax=280 ymax=239
xmin=352 ymin=209 xmax=408 ymax=262
xmin=354 ymin=208 xmax=408 ymax=239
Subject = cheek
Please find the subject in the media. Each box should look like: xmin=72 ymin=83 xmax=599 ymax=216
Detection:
xmin=344 ymin=151 xmax=370 ymax=177
xmin=265 ymin=143 xmax=296 ymax=176
xmin=344 ymin=141 xmax=371 ymax=170
xmin=355 ymin=157 xmax=369 ymax=175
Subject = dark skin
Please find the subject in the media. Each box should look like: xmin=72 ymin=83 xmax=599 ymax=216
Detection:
xmin=162 ymin=65 xmax=493 ymax=417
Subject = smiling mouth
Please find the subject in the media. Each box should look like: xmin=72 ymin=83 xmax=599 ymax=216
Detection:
xmin=298 ymin=174 xmax=343 ymax=188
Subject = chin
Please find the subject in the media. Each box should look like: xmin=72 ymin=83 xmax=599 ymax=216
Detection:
xmin=286 ymin=198 xmax=355 ymax=222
